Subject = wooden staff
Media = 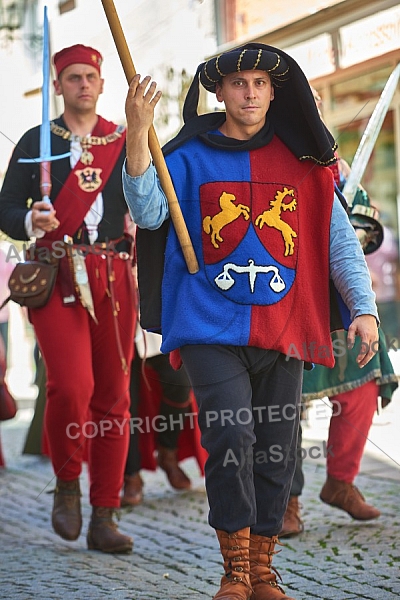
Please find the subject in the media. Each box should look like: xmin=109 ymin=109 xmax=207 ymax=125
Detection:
xmin=101 ymin=0 xmax=199 ymax=274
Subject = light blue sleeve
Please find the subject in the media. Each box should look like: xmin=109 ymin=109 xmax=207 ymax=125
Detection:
xmin=122 ymin=160 xmax=170 ymax=230
xmin=330 ymin=194 xmax=379 ymax=321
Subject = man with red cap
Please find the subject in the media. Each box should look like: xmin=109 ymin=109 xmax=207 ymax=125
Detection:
xmin=0 ymin=44 xmax=136 ymax=553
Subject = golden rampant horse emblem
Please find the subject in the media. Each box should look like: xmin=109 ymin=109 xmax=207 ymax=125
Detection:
xmin=255 ymin=187 xmax=297 ymax=256
xmin=203 ymin=191 xmax=250 ymax=249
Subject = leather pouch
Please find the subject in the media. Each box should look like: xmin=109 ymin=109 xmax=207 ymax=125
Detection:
xmin=4 ymin=260 xmax=59 ymax=309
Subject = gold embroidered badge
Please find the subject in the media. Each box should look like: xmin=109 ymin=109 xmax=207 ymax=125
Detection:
xmin=75 ymin=167 xmax=103 ymax=192
xmin=255 ymin=187 xmax=297 ymax=256
xmin=203 ymin=191 xmax=250 ymax=249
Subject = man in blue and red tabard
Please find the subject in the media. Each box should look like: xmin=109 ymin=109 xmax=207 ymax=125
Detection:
xmin=123 ymin=44 xmax=379 ymax=599
xmin=0 ymin=44 xmax=136 ymax=553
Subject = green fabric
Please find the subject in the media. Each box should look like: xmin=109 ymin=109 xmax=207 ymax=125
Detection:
xmin=302 ymin=328 xmax=398 ymax=403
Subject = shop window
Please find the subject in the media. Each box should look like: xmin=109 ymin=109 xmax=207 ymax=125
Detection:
xmin=337 ymin=111 xmax=396 ymax=227
xmin=331 ymin=66 xmax=393 ymax=110
xmin=337 ymin=106 xmax=400 ymax=341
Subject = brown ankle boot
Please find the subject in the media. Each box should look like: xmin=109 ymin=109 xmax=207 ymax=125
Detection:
xmin=52 ymin=478 xmax=82 ymax=541
xmin=249 ymin=534 xmax=296 ymax=599
xmin=157 ymin=446 xmax=191 ymax=490
xmin=213 ymin=528 xmax=253 ymax=600
xmin=279 ymin=496 xmax=304 ymax=538
xmin=87 ymin=507 xmax=133 ymax=553
xmin=320 ymin=476 xmax=380 ymax=520
xmin=120 ymin=473 xmax=144 ymax=507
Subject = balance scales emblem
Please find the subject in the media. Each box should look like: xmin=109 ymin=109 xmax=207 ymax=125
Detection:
xmin=214 ymin=259 xmax=286 ymax=293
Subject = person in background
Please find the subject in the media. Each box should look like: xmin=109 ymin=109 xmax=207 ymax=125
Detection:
xmin=123 ymin=42 xmax=378 ymax=600
xmin=0 ymin=44 xmax=136 ymax=553
xmin=279 ymin=88 xmax=398 ymax=538
xmin=0 ymin=246 xmax=15 ymax=357
xmin=121 ymin=331 xmax=195 ymax=507
xmin=366 ymin=224 xmax=400 ymax=344
xmin=0 ymin=327 xmax=17 ymax=467
xmin=120 ymin=220 xmax=204 ymax=507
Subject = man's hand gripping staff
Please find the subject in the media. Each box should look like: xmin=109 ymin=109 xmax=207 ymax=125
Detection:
xmin=101 ymin=0 xmax=199 ymax=274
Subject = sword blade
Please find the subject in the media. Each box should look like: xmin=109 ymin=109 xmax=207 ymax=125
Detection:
xmin=342 ymin=63 xmax=400 ymax=207
xmin=40 ymin=6 xmax=51 ymax=204
xmin=17 ymin=6 xmax=71 ymax=190
xmin=40 ymin=6 xmax=50 ymax=161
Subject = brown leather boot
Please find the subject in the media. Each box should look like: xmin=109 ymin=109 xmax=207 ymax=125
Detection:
xmin=279 ymin=496 xmax=304 ymax=538
xmin=87 ymin=507 xmax=133 ymax=553
xmin=120 ymin=473 xmax=144 ymax=507
xmin=157 ymin=446 xmax=191 ymax=490
xmin=320 ymin=476 xmax=380 ymax=520
xmin=249 ymin=534 xmax=296 ymax=599
xmin=52 ymin=478 xmax=82 ymax=541
xmin=213 ymin=528 xmax=253 ymax=600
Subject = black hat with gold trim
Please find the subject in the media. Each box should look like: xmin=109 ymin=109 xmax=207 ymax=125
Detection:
xmin=199 ymin=46 xmax=289 ymax=92
xmin=181 ymin=42 xmax=337 ymax=167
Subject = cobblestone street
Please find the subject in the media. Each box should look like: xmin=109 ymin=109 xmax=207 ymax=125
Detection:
xmin=1 ymin=395 xmax=399 ymax=600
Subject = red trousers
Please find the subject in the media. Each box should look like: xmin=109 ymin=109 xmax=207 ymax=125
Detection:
xmin=327 ymin=379 xmax=379 ymax=483
xmin=30 ymin=254 xmax=136 ymax=507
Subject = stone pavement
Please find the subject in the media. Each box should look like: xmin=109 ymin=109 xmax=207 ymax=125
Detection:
xmin=1 ymin=393 xmax=399 ymax=600
xmin=1 ymin=330 xmax=400 ymax=600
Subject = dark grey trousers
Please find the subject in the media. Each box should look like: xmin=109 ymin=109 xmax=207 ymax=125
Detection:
xmin=180 ymin=344 xmax=303 ymax=537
